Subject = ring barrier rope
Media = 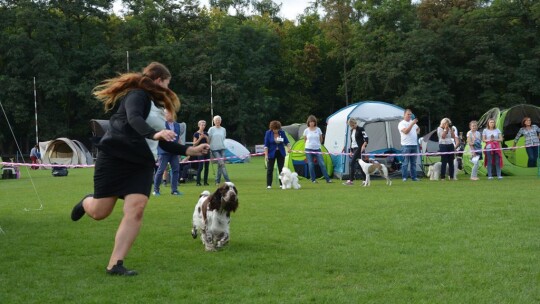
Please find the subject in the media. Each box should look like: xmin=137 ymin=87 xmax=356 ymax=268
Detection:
xmin=2 ymin=143 xmax=538 ymax=169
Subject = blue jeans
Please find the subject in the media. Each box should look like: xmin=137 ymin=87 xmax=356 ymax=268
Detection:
xmin=154 ymin=153 xmax=179 ymax=192
xmin=486 ymin=151 xmax=501 ymax=178
xmin=526 ymin=146 xmax=539 ymax=167
xmin=211 ymin=149 xmax=230 ymax=184
xmin=196 ymin=154 xmax=210 ymax=184
xmin=305 ymin=148 xmax=330 ymax=182
xmin=401 ymin=145 xmax=418 ymax=180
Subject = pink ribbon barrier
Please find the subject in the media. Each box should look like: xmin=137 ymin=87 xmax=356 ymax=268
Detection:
xmin=2 ymin=144 xmax=537 ymax=168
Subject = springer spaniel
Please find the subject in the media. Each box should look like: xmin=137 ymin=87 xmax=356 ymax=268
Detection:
xmin=191 ymin=182 xmax=239 ymax=251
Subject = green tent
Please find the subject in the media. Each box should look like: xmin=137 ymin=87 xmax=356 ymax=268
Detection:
xmin=462 ymin=104 xmax=540 ymax=176
xmin=285 ymin=138 xmax=333 ymax=179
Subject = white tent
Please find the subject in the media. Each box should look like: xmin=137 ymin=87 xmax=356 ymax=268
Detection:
xmin=224 ymin=139 xmax=251 ymax=163
xmin=40 ymin=138 xmax=93 ymax=166
xmin=325 ymin=101 xmax=421 ymax=179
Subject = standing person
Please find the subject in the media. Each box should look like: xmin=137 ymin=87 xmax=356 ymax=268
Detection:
xmin=343 ymin=118 xmax=368 ymax=186
xmin=193 ymin=120 xmax=210 ymax=186
xmin=30 ymin=144 xmax=41 ymax=170
xmin=264 ymin=120 xmax=291 ymax=189
xmin=153 ymin=109 xmax=182 ymax=196
xmin=482 ymin=118 xmax=503 ymax=180
xmin=208 ymin=115 xmax=230 ymax=185
xmin=303 ymin=115 xmax=332 ymax=183
xmin=70 ymin=62 xmax=210 ymax=276
xmin=512 ymin=116 xmax=540 ymax=167
xmin=437 ymin=118 xmax=460 ymax=181
xmin=467 ymin=120 xmax=482 ymax=181
xmin=398 ymin=109 xmax=420 ymax=181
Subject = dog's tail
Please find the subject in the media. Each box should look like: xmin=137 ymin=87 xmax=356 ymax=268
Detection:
xmin=200 ymin=190 xmax=210 ymax=198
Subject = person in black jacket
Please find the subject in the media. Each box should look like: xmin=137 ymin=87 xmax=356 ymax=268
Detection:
xmin=343 ymin=118 xmax=368 ymax=186
xmin=70 ymin=62 xmax=209 ymax=276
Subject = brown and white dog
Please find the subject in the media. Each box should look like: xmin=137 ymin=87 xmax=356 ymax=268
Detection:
xmin=191 ymin=182 xmax=239 ymax=251
xmin=358 ymin=158 xmax=392 ymax=186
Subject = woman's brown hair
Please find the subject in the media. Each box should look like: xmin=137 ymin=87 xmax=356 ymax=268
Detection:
xmin=306 ymin=115 xmax=317 ymax=126
xmin=269 ymin=120 xmax=281 ymax=130
xmin=93 ymin=62 xmax=180 ymax=116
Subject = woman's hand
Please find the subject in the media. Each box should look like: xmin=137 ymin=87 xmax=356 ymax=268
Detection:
xmin=154 ymin=129 xmax=176 ymax=141
xmin=186 ymin=144 xmax=210 ymax=156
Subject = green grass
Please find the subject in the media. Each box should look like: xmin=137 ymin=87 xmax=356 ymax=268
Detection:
xmin=1 ymin=158 xmax=539 ymax=303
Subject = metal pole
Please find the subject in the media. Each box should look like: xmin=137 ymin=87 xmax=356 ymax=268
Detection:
xmin=210 ymin=74 xmax=214 ymax=126
xmin=33 ymin=77 xmax=38 ymax=145
xmin=126 ymin=51 xmax=130 ymax=72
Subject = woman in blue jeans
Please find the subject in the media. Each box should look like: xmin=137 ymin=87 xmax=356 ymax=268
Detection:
xmin=302 ymin=115 xmax=332 ymax=183
xmin=208 ymin=115 xmax=230 ymax=184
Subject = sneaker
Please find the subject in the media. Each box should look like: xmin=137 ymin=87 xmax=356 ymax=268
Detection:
xmin=412 ymin=178 xmax=419 ymax=182
xmin=470 ymin=177 xmax=479 ymax=181
xmin=106 ymin=260 xmax=138 ymax=276
xmin=402 ymin=178 xmax=407 ymax=182
xmin=343 ymin=180 xmax=353 ymax=186
xmin=326 ymin=180 xmax=333 ymax=183
xmin=267 ymin=186 xmax=271 ymax=189
xmin=171 ymin=191 xmax=183 ymax=196
xmin=311 ymin=180 xmax=318 ymax=183
xmin=196 ymin=183 xmax=202 ymax=186
xmin=71 ymin=194 xmax=92 ymax=221
xmin=153 ymin=191 xmax=160 ymax=196
xmin=497 ymin=176 xmax=503 ymax=180
xmin=488 ymin=177 xmax=493 ymax=180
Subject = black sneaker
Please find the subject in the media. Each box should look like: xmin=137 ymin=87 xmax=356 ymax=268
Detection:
xmin=71 ymin=194 xmax=92 ymax=221
xmin=106 ymin=260 xmax=138 ymax=276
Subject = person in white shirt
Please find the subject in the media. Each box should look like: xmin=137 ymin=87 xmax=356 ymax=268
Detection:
xmin=208 ymin=115 xmax=231 ymax=185
xmin=398 ymin=109 xmax=420 ymax=181
xmin=302 ymin=115 xmax=332 ymax=183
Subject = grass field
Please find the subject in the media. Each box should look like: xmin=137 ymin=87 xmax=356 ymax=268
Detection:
xmin=1 ymin=157 xmax=539 ymax=303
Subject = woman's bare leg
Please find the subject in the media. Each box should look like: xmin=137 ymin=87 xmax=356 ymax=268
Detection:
xmin=107 ymin=193 xmax=148 ymax=269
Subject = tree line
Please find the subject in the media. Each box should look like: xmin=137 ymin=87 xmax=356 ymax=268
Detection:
xmin=1 ymin=0 xmax=539 ymax=156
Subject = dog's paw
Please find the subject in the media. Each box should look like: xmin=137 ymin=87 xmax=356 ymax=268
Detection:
xmin=191 ymin=228 xmax=198 ymax=239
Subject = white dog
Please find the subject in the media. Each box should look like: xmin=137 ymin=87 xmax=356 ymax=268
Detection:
xmin=427 ymin=158 xmax=462 ymax=180
xmin=191 ymin=182 xmax=239 ymax=251
xmin=279 ymin=167 xmax=301 ymax=190
xmin=358 ymin=159 xmax=392 ymax=186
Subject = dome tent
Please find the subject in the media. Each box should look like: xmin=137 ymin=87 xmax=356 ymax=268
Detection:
xmin=463 ymin=104 xmax=540 ymax=176
xmin=224 ymin=139 xmax=251 ymax=163
xmin=40 ymin=138 xmax=93 ymax=166
xmin=324 ymin=101 xmax=419 ymax=179
xmin=285 ymin=138 xmax=333 ymax=179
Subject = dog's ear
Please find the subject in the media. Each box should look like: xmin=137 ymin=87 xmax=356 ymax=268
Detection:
xmin=208 ymin=189 xmax=222 ymax=210
xmin=225 ymin=197 xmax=239 ymax=215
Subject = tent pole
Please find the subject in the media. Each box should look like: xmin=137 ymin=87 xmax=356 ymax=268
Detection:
xmin=210 ymin=74 xmax=214 ymax=126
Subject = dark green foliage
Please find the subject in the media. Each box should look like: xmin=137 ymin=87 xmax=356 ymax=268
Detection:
xmin=0 ymin=0 xmax=539 ymax=155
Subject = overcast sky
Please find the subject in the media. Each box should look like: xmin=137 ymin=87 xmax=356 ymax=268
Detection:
xmin=114 ymin=1 xmax=313 ymax=21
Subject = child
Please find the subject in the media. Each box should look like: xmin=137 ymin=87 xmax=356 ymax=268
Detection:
xmin=467 ymin=120 xmax=482 ymax=180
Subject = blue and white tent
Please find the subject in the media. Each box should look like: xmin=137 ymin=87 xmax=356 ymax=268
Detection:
xmin=224 ymin=139 xmax=251 ymax=163
xmin=324 ymin=101 xmax=418 ymax=179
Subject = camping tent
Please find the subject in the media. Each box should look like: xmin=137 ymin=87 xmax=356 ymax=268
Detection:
xmin=463 ymin=104 xmax=540 ymax=176
xmin=40 ymin=138 xmax=93 ymax=166
xmin=281 ymin=123 xmax=307 ymax=142
xmin=224 ymin=139 xmax=251 ymax=163
xmin=324 ymin=101 xmax=420 ymax=179
xmin=285 ymin=138 xmax=333 ymax=179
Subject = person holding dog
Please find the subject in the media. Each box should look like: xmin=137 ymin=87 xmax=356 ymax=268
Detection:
xmin=398 ymin=109 xmax=420 ymax=181
xmin=71 ymin=62 xmax=210 ymax=276
xmin=264 ymin=120 xmax=291 ymax=189
xmin=512 ymin=116 xmax=540 ymax=167
xmin=343 ymin=118 xmax=368 ymax=186
xmin=303 ymin=115 xmax=332 ymax=183
xmin=467 ymin=120 xmax=482 ymax=180
xmin=193 ymin=120 xmax=210 ymax=186
xmin=437 ymin=118 xmax=460 ymax=181
xmin=208 ymin=115 xmax=231 ymax=185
